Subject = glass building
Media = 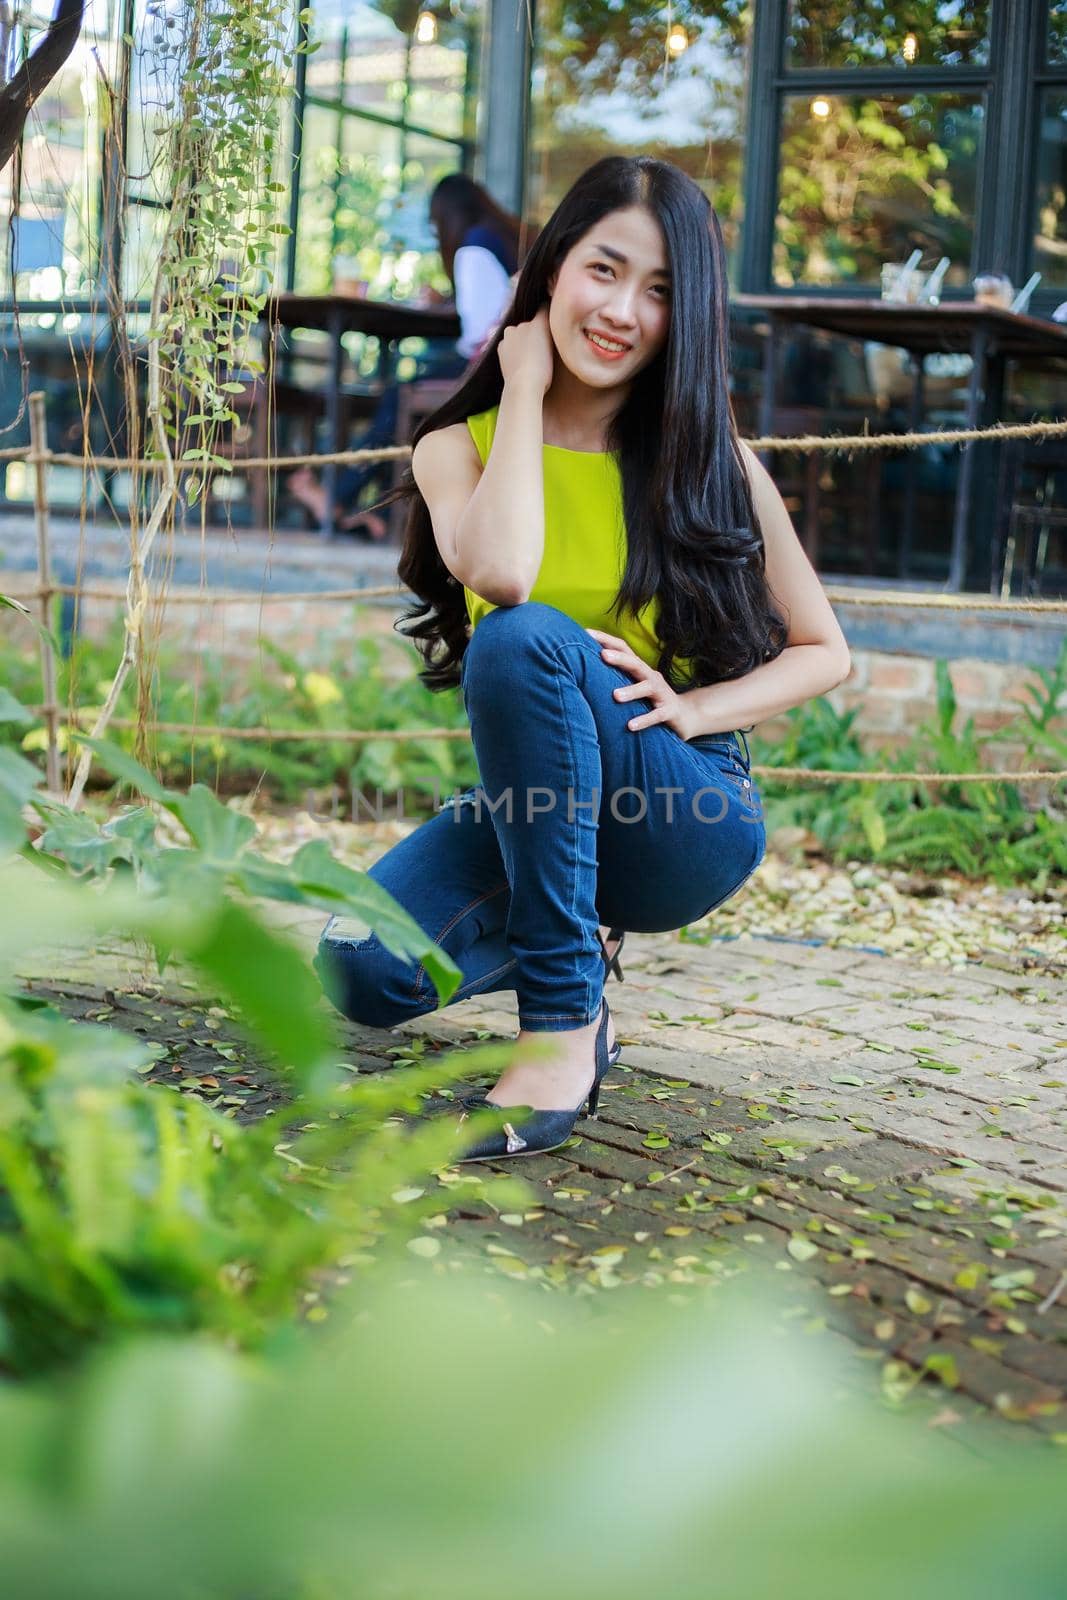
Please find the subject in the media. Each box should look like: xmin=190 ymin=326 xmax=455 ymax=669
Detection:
xmin=3 ymin=0 xmax=1067 ymax=591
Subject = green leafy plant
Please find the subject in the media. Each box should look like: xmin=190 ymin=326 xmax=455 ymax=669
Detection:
xmin=0 ymin=609 xmax=477 ymax=805
xmin=0 ymin=990 xmax=415 ymax=1374
xmin=8 ymin=730 xmax=461 ymax=1000
xmin=0 ymin=736 xmax=531 ymax=1376
xmin=753 ymin=637 xmax=1067 ymax=887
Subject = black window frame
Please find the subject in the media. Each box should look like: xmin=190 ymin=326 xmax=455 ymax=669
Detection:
xmin=740 ymin=0 xmax=1062 ymax=311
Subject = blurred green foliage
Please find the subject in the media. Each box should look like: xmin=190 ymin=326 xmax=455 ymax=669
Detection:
xmin=0 ymin=606 xmax=477 ymax=808
xmin=0 ymin=1265 xmax=1064 ymax=1599
xmin=0 ymin=736 xmax=529 ymax=1377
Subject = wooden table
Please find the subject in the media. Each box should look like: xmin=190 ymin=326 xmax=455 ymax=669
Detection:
xmin=732 ymin=295 xmax=1067 ymax=591
xmin=258 ymin=293 xmax=461 ymax=536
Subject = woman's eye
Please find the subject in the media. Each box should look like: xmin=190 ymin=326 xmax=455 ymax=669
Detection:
xmin=592 ymin=263 xmax=613 ymax=276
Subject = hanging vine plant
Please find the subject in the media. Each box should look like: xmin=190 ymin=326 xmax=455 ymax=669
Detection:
xmin=66 ymin=0 xmax=310 ymax=807
xmin=149 ymin=0 xmax=303 ymax=464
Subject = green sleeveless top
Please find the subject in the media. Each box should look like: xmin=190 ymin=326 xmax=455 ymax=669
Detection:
xmin=463 ymin=405 xmax=694 ymax=684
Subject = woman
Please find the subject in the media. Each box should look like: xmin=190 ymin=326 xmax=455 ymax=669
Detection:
xmin=429 ymin=171 xmax=524 ymax=364
xmin=287 ymin=173 xmax=522 ymax=538
xmin=314 ymin=156 xmax=851 ymax=1162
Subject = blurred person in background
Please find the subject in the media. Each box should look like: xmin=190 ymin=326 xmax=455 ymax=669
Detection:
xmin=287 ymin=173 xmax=524 ymax=539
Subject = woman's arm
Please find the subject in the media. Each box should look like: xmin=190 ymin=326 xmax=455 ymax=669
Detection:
xmin=675 ymin=440 xmax=852 ymax=739
xmin=449 ymin=308 xmax=555 ymax=605
xmin=411 ymin=312 xmax=553 ymax=606
xmin=409 ymin=424 xmax=498 ymax=601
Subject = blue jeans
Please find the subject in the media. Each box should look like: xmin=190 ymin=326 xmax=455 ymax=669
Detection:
xmin=314 ymin=602 xmax=766 ymax=1033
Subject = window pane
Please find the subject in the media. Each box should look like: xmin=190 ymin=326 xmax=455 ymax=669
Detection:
xmin=1049 ymin=2 xmax=1067 ymax=66
xmin=528 ymin=1 xmax=751 ymax=279
xmin=407 ymin=23 xmax=479 ymax=142
xmin=1035 ymin=90 xmax=1067 ymax=288
xmin=0 ymin=1 xmax=114 ymax=302
xmin=785 ymin=1 xmax=990 ymax=70
xmin=122 ymin=205 xmax=170 ymax=301
xmin=294 ymin=108 xmax=403 ymax=292
xmin=293 ymin=110 xmax=461 ymax=295
xmin=774 ymin=91 xmax=983 ymax=289
xmin=306 ymin=0 xmax=483 ymax=141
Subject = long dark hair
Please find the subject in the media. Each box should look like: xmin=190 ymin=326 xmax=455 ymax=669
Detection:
xmin=429 ymin=173 xmax=524 ymax=284
xmin=388 ymin=156 xmax=788 ymax=694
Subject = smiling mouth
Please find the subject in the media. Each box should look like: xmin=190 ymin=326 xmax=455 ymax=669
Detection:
xmin=583 ymin=329 xmax=632 ymax=355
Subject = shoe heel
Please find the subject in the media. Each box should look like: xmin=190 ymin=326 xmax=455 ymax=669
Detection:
xmin=597 ymin=927 xmax=626 ymax=984
xmin=586 ymin=997 xmax=613 ymax=1119
xmin=608 ymin=926 xmax=625 ymax=983
xmin=455 ymin=997 xmax=614 ymax=1164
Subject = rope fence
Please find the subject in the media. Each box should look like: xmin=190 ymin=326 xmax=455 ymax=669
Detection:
xmin=6 ymin=411 xmax=1067 ymax=470
xmin=5 ymin=400 xmax=1066 ymax=801
xmin=24 ymin=708 xmax=1067 ymax=786
xmin=3 ymin=580 xmax=1066 ymax=613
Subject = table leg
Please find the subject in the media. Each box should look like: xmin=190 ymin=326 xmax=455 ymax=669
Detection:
xmin=757 ymin=317 xmax=779 ymax=471
xmin=977 ymin=352 xmax=1007 ymax=592
xmin=321 ymin=306 xmax=343 ymax=538
xmin=949 ymin=326 xmax=988 ymax=591
xmin=377 ymin=336 xmax=398 ymax=385
xmin=899 ymin=354 xmax=924 ymax=579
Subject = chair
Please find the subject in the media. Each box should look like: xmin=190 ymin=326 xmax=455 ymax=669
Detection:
xmin=1000 ymin=504 xmax=1067 ymax=597
xmin=993 ymin=437 xmax=1067 ymax=598
xmin=195 ymin=371 xmax=382 ymax=528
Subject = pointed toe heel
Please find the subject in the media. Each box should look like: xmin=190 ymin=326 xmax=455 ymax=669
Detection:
xmin=453 ymin=996 xmax=616 ymax=1163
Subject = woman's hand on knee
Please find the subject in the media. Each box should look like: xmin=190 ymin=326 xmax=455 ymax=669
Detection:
xmin=586 ymin=628 xmax=692 ymax=740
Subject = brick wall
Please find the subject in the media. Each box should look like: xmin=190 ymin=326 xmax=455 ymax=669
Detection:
xmin=47 ymin=594 xmax=1067 ymax=766
xmin=66 ymin=595 xmax=407 ymax=674
xmin=759 ymin=649 xmax=1062 ymax=765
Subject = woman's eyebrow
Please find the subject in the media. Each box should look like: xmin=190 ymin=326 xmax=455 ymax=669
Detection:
xmin=587 ymin=242 xmax=671 ymax=280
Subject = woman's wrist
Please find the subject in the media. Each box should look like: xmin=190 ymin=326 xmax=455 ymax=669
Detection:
xmin=502 ymin=372 xmax=548 ymax=399
xmin=676 ymin=685 xmax=730 ymax=741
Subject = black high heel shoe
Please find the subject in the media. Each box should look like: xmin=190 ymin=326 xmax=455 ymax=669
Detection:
xmin=596 ymin=926 xmax=626 ymax=983
xmin=451 ymin=997 xmax=615 ymax=1164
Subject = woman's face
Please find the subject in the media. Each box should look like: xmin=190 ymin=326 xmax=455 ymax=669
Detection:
xmin=546 ymin=205 xmax=671 ymax=389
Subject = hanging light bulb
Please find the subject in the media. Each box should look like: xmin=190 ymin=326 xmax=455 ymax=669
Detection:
xmin=810 ymin=96 xmax=832 ymax=119
xmin=667 ymin=23 xmax=688 ymax=56
xmin=416 ymin=9 xmax=437 ymax=43
xmin=902 ymin=31 xmax=919 ymax=62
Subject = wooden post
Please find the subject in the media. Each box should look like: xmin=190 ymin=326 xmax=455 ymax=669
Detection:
xmin=29 ymin=391 xmax=61 ymax=795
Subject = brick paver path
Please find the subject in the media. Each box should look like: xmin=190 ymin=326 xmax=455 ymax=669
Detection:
xmin=18 ymin=917 xmax=1067 ymax=1441
xmin=326 ymin=923 xmax=1067 ymax=1439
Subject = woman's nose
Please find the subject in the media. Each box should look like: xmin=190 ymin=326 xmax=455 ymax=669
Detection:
xmin=601 ymin=286 xmax=640 ymax=325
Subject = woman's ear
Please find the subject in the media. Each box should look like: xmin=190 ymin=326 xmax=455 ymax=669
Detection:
xmin=547 ymin=268 xmax=557 ymax=297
